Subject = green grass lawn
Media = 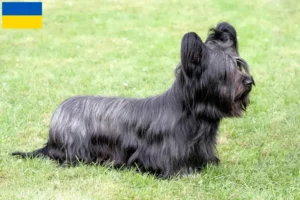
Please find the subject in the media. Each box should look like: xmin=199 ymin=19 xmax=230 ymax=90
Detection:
xmin=1 ymin=0 xmax=299 ymax=199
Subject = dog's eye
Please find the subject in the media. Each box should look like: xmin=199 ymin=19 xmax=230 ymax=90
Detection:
xmin=237 ymin=64 xmax=248 ymax=74
xmin=236 ymin=57 xmax=249 ymax=74
xmin=237 ymin=63 xmax=243 ymax=72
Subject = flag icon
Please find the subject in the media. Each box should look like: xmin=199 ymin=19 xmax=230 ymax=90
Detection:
xmin=2 ymin=2 xmax=43 ymax=29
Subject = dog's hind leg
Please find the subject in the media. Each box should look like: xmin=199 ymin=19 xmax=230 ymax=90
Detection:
xmin=12 ymin=145 xmax=48 ymax=159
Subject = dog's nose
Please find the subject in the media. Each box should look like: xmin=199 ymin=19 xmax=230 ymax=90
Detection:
xmin=244 ymin=78 xmax=254 ymax=87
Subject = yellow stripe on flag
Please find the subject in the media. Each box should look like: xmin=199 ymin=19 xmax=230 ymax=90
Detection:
xmin=2 ymin=16 xmax=42 ymax=29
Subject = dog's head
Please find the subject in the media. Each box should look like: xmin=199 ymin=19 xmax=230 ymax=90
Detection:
xmin=179 ymin=22 xmax=254 ymax=118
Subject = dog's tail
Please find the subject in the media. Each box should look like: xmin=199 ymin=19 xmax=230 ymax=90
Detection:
xmin=12 ymin=145 xmax=48 ymax=159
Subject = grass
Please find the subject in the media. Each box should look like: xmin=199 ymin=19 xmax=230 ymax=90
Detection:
xmin=0 ymin=0 xmax=299 ymax=199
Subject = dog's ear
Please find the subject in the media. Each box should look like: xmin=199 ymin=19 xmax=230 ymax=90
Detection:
xmin=180 ymin=32 xmax=206 ymax=77
xmin=215 ymin=22 xmax=238 ymax=51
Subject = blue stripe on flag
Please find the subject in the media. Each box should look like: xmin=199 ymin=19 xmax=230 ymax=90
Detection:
xmin=2 ymin=2 xmax=42 ymax=16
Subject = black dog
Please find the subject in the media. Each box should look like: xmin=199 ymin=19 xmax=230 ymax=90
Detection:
xmin=12 ymin=22 xmax=254 ymax=178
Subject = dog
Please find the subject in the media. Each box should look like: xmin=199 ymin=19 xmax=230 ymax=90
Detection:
xmin=12 ymin=22 xmax=254 ymax=178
